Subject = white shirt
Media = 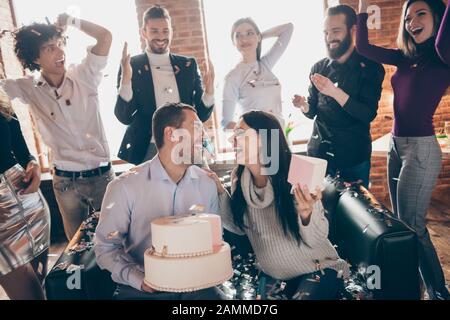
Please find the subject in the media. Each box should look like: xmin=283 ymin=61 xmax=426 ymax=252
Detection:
xmin=119 ymin=51 xmax=214 ymax=143
xmin=94 ymin=156 xmax=219 ymax=290
xmin=0 ymin=46 xmax=111 ymax=171
xmin=147 ymin=51 xmax=181 ymax=107
xmin=222 ymin=23 xmax=294 ymax=129
xmin=118 ymin=51 xmax=214 ymax=108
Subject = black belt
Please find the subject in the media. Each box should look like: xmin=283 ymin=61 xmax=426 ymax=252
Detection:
xmin=54 ymin=163 xmax=112 ymax=179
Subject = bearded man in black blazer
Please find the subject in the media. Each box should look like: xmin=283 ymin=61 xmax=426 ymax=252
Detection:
xmin=115 ymin=4 xmax=215 ymax=165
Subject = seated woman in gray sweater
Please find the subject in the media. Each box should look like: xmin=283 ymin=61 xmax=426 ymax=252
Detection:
xmin=207 ymin=110 xmax=349 ymax=300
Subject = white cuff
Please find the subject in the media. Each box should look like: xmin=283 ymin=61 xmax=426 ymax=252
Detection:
xmin=128 ymin=267 xmax=145 ymax=291
xmin=119 ymin=83 xmax=133 ymax=102
xmin=202 ymin=93 xmax=215 ymax=108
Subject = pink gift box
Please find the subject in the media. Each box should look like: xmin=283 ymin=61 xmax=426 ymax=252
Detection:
xmin=288 ymin=155 xmax=328 ymax=193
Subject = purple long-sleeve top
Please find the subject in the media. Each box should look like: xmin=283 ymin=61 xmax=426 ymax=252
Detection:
xmin=356 ymin=6 xmax=450 ymax=137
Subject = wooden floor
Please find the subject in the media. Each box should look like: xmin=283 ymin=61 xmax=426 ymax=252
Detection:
xmin=424 ymin=200 xmax=450 ymax=285
xmin=1 ymin=199 xmax=449 ymax=300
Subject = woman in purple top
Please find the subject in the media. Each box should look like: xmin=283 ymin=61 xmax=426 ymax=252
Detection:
xmin=356 ymin=0 xmax=449 ymax=300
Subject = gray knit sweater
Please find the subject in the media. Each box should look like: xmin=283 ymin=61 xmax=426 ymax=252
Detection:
xmin=219 ymin=167 xmax=350 ymax=281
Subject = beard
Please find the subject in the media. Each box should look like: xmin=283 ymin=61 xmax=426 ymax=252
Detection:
xmin=148 ymin=39 xmax=170 ymax=54
xmin=327 ymin=32 xmax=352 ymax=60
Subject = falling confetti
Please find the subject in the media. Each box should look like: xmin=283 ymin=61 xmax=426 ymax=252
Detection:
xmin=106 ymin=202 xmax=115 ymax=210
xmin=107 ymin=231 xmax=120 ymax=240
xmin=30 ymin=29 xmax=42 ymax=36
xmin=362 ymin=224 xmax=369 ymax=234
xmin=189 ymin=204 xmax=205 ymax=213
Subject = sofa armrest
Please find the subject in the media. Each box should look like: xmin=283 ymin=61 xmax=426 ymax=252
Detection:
xmin=45 ymin=213 xmax=116 ymax=300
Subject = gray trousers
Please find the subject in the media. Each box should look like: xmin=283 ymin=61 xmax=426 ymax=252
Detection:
xmin=52 ymin=169 xmax=115 ymax=240
xmin=114 ymin=284 xmax=228 ymax=300
xmin=388 ymin=135 xmax=448 ymax=300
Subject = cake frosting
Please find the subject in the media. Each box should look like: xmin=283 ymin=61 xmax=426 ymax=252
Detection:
xmin=194 ymin=213 xmax=222 ymax=247
xmin=151 ymin=216 xmax=213 ymax=257
xmin=144 ymin=243 xmax=233 ymax=292
xmin=144 ymin=213 xmax=233 ymax=292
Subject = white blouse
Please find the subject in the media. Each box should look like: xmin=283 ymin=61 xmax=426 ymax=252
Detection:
xmin=221 ymin=23 xmax=294 ymax=129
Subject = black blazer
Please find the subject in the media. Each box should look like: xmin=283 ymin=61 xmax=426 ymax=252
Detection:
xmin=115 ymin=53 xmax=214 ymax=165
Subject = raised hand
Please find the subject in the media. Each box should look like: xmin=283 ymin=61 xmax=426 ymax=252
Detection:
xmin=202 ymin=58 xmax=215 ymax=96
xmin=359 ymin=0 xmax=368 ymax=14
xmin=55 ymin=13 xmax=72 ymax=32
xmin=121 ymin=42 xmax=132 ymax=84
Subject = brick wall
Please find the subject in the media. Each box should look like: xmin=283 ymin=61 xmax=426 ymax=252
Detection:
xmin=0 ymin=0 xmax=39 ymax=159
xmin=135 ymin=0 xmax=208 ymax=58
xmin=340 ymin=0 xmax=450 ymax=205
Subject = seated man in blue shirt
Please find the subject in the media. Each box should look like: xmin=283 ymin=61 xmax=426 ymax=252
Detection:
xmin=94 ymin=102 xmax=226 ymax=300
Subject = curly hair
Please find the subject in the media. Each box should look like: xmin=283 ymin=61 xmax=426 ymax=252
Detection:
xmin=13 ymin=23 xmax=65 ymax=72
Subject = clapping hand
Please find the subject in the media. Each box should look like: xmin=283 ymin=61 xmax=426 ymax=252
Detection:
xmin=310 ymin=74 xmax=338 ymax=98
xmin=292 ymin=94 xmax=309 ymax=113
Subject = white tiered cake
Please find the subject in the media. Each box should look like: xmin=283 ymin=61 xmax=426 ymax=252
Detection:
xmin=144 ymin=213 xmax=233 ymax=292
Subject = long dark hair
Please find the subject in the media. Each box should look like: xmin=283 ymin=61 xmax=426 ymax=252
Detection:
xmin=231 ymin=17 xmax=262 ymax=61
xmin=230 ymin=111 xmax=301 ymax=243
xmin=397 ymin=0 xmax=446 ymax=58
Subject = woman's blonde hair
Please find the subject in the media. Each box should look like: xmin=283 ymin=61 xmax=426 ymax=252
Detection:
xmin=0 ymin=63 xmax=13 ymax=120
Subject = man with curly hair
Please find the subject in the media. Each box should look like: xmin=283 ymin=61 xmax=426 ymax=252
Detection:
xmin=0 ymin=14 xmax=114 ymax=241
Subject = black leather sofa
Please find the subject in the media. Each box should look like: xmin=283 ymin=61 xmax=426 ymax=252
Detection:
xmin=45 ymin=176 xmax=420 ymax=300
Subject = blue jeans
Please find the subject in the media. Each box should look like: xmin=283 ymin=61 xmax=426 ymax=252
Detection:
xmin=335 ymin=160 xmax=371 ymax=189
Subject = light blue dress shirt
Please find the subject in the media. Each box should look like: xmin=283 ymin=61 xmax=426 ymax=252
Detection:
xmin=94 ymin=156 xmax=219 ymax=290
